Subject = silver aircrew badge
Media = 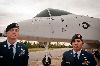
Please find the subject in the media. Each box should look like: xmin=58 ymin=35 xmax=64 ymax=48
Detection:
xmin=19 ymin=48 xmax=25 ymax=56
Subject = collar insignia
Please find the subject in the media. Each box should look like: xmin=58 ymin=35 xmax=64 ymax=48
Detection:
xmin=71 ymin=53 xmax=72 ymax=54
xmin=82 ymin=54 xmax=84 ymax=55
xmin=4 ymin=45 xmax=6 ymax=47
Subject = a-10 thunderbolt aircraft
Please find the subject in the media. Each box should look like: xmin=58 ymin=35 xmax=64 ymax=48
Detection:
xmin=0 ymin=8 xmax=100 ymax=48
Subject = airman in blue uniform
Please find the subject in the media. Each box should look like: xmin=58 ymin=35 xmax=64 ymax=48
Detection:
xmin=0 ymin=23 xmax=29 ymax=66
xmin=61 ymin=34 xmax=97 ymax=66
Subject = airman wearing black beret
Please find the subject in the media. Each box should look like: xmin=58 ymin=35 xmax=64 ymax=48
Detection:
xmin=71 ymin=34 xmax=83 ymax=44
xmin=0 ymin=23 xmax=29 ymax=66
xmin=61 ymin=34 xmax=97 ymax=66
xmin=6 ymin=23 xmax=19 ymax=32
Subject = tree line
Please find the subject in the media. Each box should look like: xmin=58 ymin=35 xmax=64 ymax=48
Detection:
xmin=20 ymin=40 xmax=72 ymax=48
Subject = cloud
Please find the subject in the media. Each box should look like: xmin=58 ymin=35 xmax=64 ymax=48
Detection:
xmin=0 ymin=0 xmax=100 ymax=26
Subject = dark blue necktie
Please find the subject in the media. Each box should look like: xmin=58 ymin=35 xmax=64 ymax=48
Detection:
xmin=7 ymin=45 xmax=14 ymax=66
xmin=75 ymin=53 xmax=78 ymax=60
xmin=9 ymin=45 xmax=14 ymax=60
xmin=74 ymin=53 xmax=79 ymax=66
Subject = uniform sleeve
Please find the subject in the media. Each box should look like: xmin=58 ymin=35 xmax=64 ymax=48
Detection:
xmin=20 ymin=44 xmax=29 ymax=66
xmin=0 ymin=44 xmax=2 ymax=65
xmin=24 ymin=46 xmax=29 ymax=66
xmin=61 ymin=53 xmax=67 ymax=66
xmin=89 ymin=54 xmax=97 ymax=66
xmin=0 ymin=43 xmax=4 ymax=66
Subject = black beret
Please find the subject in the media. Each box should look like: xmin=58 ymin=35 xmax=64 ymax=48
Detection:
xmin=71 ymin=34 xmax=83 ymax=44
xmin=6 ymin=23 xmax=19 ymax=32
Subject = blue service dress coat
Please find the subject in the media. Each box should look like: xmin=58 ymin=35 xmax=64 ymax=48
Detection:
xmin=0 ymin=41 xmax=29 ymax=66
xmin=61 ymin=50 xmax=97 ymax=66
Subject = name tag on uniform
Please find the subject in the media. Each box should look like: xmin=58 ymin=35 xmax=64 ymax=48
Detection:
xmin=0 ymin=56 xmax=3 ymax=58
xmin=66 ymin=62 xmax=70 ymax=64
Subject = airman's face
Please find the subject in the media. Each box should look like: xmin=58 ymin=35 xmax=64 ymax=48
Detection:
xmin=72 ymin=39 xmax=83 ymax=52
xmin=6 ymin=28 xmax=19 ymax=40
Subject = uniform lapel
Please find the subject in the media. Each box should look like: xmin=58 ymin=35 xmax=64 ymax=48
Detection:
xmin=70 ymin=50 xmax=74 ymax=61
xmin=3 ymin=41 xmax=9 ymax=54
xmin=14 ymin=43 xmax=21 ymax=58
xmin=79 ymin=50 xmax=85 ymax=62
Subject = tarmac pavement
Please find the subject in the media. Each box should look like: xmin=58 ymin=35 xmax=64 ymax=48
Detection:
xmin=28 ymin=48 xmax=100 ymax=66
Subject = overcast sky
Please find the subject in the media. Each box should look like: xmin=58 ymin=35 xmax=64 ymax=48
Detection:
xmin=0 ymin=0 xmax=100 ymax=26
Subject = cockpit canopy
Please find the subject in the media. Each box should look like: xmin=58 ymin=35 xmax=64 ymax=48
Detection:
xmin=35 ymin=8 xmax=71 ymax=17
